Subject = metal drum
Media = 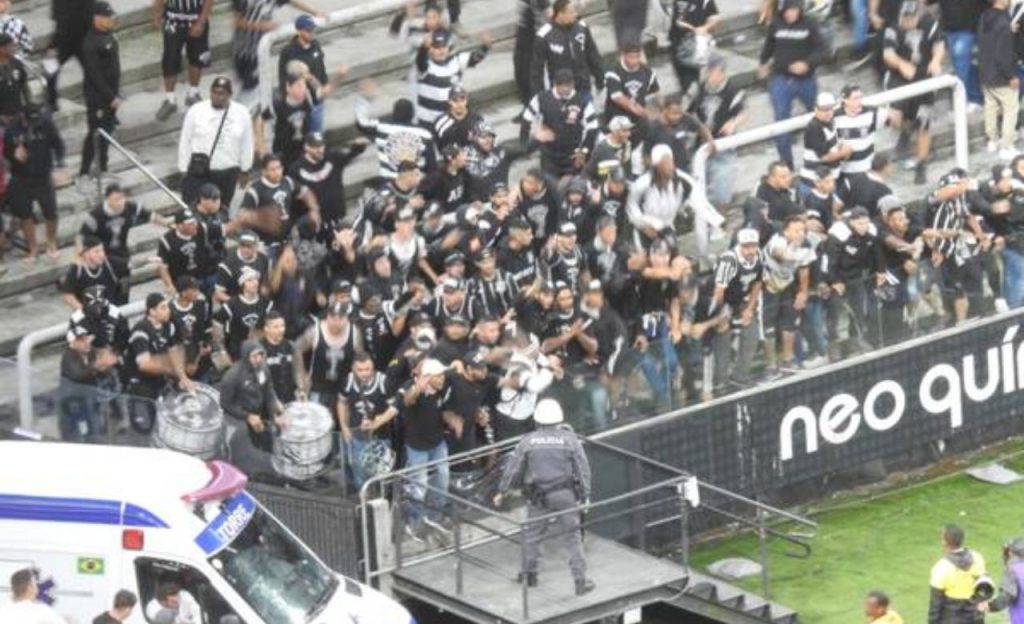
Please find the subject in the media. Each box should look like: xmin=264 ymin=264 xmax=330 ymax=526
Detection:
xmin=272 ymin=402 xmax=334 ymax=480
xmin=152 ymin=384 xmax=224 ymax=460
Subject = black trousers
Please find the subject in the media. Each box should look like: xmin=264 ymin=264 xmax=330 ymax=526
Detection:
xmin=46 ymin=25 xmax=87 ymax=108
xmin=513 ymin=25 xmax=535 ymax=106
xmin=80 ymin=103 xmax=116 ymax=176
xmin=181 ymin=167 xmax=240 ymax=206
xmin=446 ymin=0 xmax=461 ymax=24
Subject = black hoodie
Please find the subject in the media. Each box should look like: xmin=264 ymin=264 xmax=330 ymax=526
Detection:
xmin=978 ymin=5 xmax=1017 ymax=87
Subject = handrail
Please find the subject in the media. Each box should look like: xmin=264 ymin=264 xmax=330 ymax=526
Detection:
xmin=97 ymin=129 xmax=188 ymax=212
xmin=17 ymin=300 xmax=146 ymax=429
xmin=690 ymin=74 xmax=968 ymax=254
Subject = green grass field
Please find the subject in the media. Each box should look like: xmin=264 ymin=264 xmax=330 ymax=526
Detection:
xmin=691 ymin=443 xmax=1024 ymax=623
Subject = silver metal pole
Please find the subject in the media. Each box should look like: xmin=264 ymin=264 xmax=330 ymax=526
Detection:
xmin=97 ymin=129 xmax=188 ymax=212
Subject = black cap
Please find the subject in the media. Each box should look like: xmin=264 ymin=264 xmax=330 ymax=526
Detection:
xmin=238 ymin=230 xmax=258 ymax=246
xmin=444 ymin=251 xmax=465 ymax=266
xmin=446 ymin=314 xmax=470 ymax=326
xmin=198 ymin=183 xmax=221 ymax=200
xmin=327 ymin=301 xmax=351 ymax=317
xmin=448 ymin=86 xmax=468 ymax=101
xmin=848 ymin=206 xmax=870 ymax=219
xmin=145 ymin=293 xmax=167 ymax=311
xmin=490 ymin=181 xmax=508 ymax=196
xmin=331 ymin=277 xmax=352 ymax=292
xmin=539 ymin=280 xmax=556 ymax=293
xmin=409 ymin=311 xmax=433 ymax=326
xmin=441 ymin=277 xmax=463 ymax=292
xmin=431 ymin=29 xmax=452 ymax=47
xmin=553 ymin=68 xmax=575 ymax=86
xmin=508 ymin=216 xmax=531 ymax=231
xmin=441 ymin=143 xmax=462 ymax=161
xmin=475 ymin=121 xmax=496 ymax=138
xmin=211 ymin=76 xmax=233 ymax=93
xmin=93 ymin=1 xmax=116 ymax=16
xmin=474 ymin=248 xmax=494 ymax=263
xmin=559 ymin=222 xmax=578 ymax=236
xmin=465 ymin=349 xmax=488 ymax=369
xmin=305 ymin=132 xmax=325 ymax=147
xmin=174 ymin=209 xmax=197 ymax=224
xmin=81 ymin=234 xmax=104 ymax=250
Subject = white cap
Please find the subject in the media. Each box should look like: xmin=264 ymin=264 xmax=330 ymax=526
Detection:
xmin=419 ymin=358 xmax=446 ymax=376
xmin=816 ymin=92 xmax=836 ymax=109
xmin=608 ymin=116 xmax=634 ymax=132
xmin=534 ymin=398 xmax=564 ymax=425
xmin=737 ymin=228 xmax=760 ymax=245
xmin=651 ymin=144 xmax=674 ymax=164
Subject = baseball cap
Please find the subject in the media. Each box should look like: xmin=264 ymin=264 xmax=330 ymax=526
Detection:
xmin=331 ymin=278 xmax=352 ymax=292
xmin=939 ymin=167 xmax=968 ymax=187
xmin=396 ymin=206 xmax=416 ymax=222
xmin=441 ymin=144 xmax=462 ymax=161
xmin=145 ymin=293 xmax=167 ymax=311
xmin=474 ymin=248 xmax=495 ymax=263
xmin=68 ymin=325 xmax=93 ymax=342
xmin=608 ymin=116 xmax=634 ymax=132
xmin=490 ymin=181 xmax=509 ymax=196
xmin=211 ymin=76 xmax=233 ymax=93
xmin=238 ymin=230 xmax=258 ymax=246
xmin=539 ymin=280 xmax=556 ymax=293
xmin=445 ymin=314 xmax=470 ymax=326
xmin=736 ymin=228 xmax=760 ymax=245
xmin=431 ymin=29 xmax=452 ymax=47
xmin=465 ymin=349 xmax=488 ymax=369
xmin=305 ymin=132 xmax=325 ymax=147
xmin=508 ymin=216 xmax=531 ymax=231
xmin=198 ymin=183 xmax=221 ymax=200
xmin=295 ymin=14 xmax=317 ymax=31
xmin=651 ymin=143 xmax=674 ymax=164
xmin=441 ymin=277 xmax=463 ymax=292
xmin=327 ymin=301 xmax=351 ymax=317
xmin=174 ymin=209 xmax=197 ymax=224
xmin=81 ymin=233 xmax=104 ymax=251
xmin=584 ymin=279 xmax=603 ymax=293
xmin=706 ymin=52 xmax=727 ymax=70
xmin=475 ymin=122 xmax=496 ymax=138
xmin=848 ymin=206 xmax=870 ymax=220
xmin=781 ymin=0 xmax=803 ymax=9
xmin=237 ymin=267 xmax=261 ymax=285
xmin=816 ymin=92 xmax=837 ymax=109
xmin=420 ymin=358 xmax=446 ymax=376
xmin=444 ymin=251 xmax=466 ymax=266
xmin=559 ymin=222 xmax=578 ymax=236
xmin=553 ymin=68 xmax=575 ymax=86
xmin=448 ymin=86 xmax=468 ymax=101
xmin=93 ymin=1 xmax=116 ymax=16
xmin=877 ymin=195 xmax=904 ymax=217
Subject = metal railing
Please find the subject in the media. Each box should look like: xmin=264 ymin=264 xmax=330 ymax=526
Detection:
xmin=357 ymin=433 xmax=818 ymax=616
xmin=691 ymin=74 xmax=970 ymax=253
xmin=97 ymin=129 xmax=188 ymax=212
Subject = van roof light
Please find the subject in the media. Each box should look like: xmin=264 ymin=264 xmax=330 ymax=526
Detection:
xmin=181 ymin=460 xmax=248 ymax=504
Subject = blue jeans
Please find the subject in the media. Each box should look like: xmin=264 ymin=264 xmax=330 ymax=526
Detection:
xmin=639 ymin=318 xmax=679 ymax=401
xmin=346 ymin=436 xmax=370 ymax=491
xmin=309 ymin=101 xmax=326 ymax=133
xmin=707 ymin=151 xmax=736 ymax=208
xmin=404 ymin=441 xmax=450 ymax=530
xmin=946 ymin=31 xmax=983 ymax=104
xmin=850 ymin=0 xmax=869 ymax=50
xmin=1004 ymin=247 xmax=1024 ymax=308
xmin=769 ymin=74 xmax=818 ymax=167
xmin=801 ymin=298 xmax=828 ymax=359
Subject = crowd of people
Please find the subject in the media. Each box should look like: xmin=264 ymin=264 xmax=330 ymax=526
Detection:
xmin=0 ymin=0 xmax=1006 ymax=531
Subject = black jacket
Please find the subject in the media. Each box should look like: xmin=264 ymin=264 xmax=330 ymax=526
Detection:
xmin=978 ymin=7 xmax=1017 ymax=87
xmin=81 ymin=28 xmax=120 ymax=107
xmin=758 ymin=13 xmax=828 ymax=77
xmin=4 ymin=112 xmax=65 ymax=179
xmin=278 ymin=37 xmax=328 ymax=87
xmin=219 ymin=340 xmax=281 ymax=422
xmin=530 ymin=19 xmax=605 ymax=95
xmin=927 ymin=0 xmax=985 ymax=32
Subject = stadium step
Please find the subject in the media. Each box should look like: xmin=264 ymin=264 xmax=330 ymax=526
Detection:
xmin=660 ymin=570 xmax=801 ymax=624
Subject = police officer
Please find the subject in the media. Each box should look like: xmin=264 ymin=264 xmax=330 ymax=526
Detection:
xmin=493 ymin=399 xmax=595 ymax=596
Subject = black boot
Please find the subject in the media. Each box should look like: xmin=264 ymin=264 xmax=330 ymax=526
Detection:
xmin=517 ymin=572 xmax=538 ymax=587
xmin=574 ymin=578 xmax=595 ymax=596
xmin=914 ymin=161 xmax=927 ymax=186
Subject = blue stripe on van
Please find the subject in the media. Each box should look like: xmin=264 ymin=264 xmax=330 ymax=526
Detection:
xmin=0 ymin=494 xmax=168 ymax=528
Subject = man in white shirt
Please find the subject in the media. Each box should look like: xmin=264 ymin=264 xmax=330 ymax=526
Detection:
xmin=145 ymin=582 xmax=201 ymax=624
xmin=178 ymin=76 xmax=254 ymax=207
xmin=0 ymin=568 xmax=66 ymax=624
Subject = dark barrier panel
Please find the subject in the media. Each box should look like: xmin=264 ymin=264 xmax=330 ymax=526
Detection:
xmin=601 ymin=310 xmax=1024 ymax=497
xmin=247 ymin=482 xmax=362 ymax=578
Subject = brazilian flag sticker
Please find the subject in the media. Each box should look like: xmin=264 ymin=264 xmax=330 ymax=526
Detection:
xmin=77 ymin=557 xmax=105 ymax=575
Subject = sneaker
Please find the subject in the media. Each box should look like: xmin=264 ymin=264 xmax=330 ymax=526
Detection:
xmin=914 ymin=162 xmax=927 ymax=186
xmin=899 ymin=157 xmax=919 ymax=171
xmin=184 ymin=92 xmax=202 ymax=108
xmin=403 ymin=524 xmax=426 ymax=544
xmin=967 ymin=102 xmax=985 ymax=115
xmin=423 ymin=516 xmax=452 ymax=536
xmin=574 ymin=579 xmax=596 ymax=596
xmin=995 ymin=297 xmax=1010 ymax=313
xmin=1000 ymin=147 xmax=1020 ymax=161
xmin=988 ymin=140 xmax=1000 ymax=154
xmin=155 ymin=100 xmax=178 ymax=122
xmin=802 ymin=355 xmax=828 ymax=369
xmin=75 ymin=175 xmax=98 ymax=196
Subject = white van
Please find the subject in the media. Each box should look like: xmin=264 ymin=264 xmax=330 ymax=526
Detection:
xmin=0 ymin=442 xmax=413 ymax=624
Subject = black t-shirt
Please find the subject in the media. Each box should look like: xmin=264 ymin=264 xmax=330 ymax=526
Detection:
xmin=398 ymin=378 xmax=451 ymax=451
xmin=647 ymin=115 xmax=703 ymax=169
xmin=262 ymin=338 xmax=297 ymax=403
xmin=883 ymin=14 xmax=941 ymax=79
xmin=215 ymin=294 xmax=273 ymax=359
xmin=158 ymin=230 xmax=202 ymax=282
xmin=669 ymin=0 xmax=719 ymax=41
xmin=342 ymin=370 xmax=391 ymax=437
xmin=79 ymin=201 xmax=152 ymax=259
xmin=288 ymin=147 xmax=363 ymax=227
xmin=638 ymin=274 xmax=680 ymax=316
xmin=604 ymin=61 xmax=660 ymax=125
xmin=266 ymin=94 xmax=313 ymax=163
xmin=216 ymin=250 xmax=270 ymax=298
xmin=93 ymin=613 xmax=120 ymax=624
xmin=443 ymin=370 xmax=497 ymax=455
xmin=125 ymin=318 xmax=180 ymax=395
xmin=691 ymin=77 xmax=744 ymax=138
xmin=59 ymin=258 xmax=130 ymax=305
xmin=542 ymin=309 xmax=596 ymax=368
xmin=240 ymin=176 xmax=299 ymax=244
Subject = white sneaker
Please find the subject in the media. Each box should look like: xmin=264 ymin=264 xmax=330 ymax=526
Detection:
xmin=987 ymin=141 xmax=999 ymax=154
xmin=995 ymin=297 xmax=1010 ymax=313
xmin=999 ymin=147 xmax=1019 ymax=161
xmin=967 ymin=102 xmax=984 ymax=114
xmin=802 ymin=355 xmax=828 ymax=369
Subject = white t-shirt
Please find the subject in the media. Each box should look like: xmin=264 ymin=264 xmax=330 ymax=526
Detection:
xmin=0 ymin=600 xmax=66 ymax=624
xmin=144 ymin=590 xmax=201 ymax=624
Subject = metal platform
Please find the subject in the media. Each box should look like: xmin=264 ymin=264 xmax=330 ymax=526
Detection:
xmin=391 ymin=532 xmax=690 ymax=624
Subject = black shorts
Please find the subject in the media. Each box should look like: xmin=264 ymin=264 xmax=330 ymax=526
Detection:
xmin=7 ymin=176 xmax=57 ymax=220
xmin=162 ymin=21 xmax=210 ymax=76
xmin=762 ymin=282 xmax=800 ymax=337
xmin=941 ymin=256 xmax=983 ymax=297
xmin=883 ymin=73 xmax=934 ymax=126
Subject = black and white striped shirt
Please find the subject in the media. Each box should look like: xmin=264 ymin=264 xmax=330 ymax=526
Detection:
xmin=164 ymin=0 xmax=206 ymax=23
xmin=414 ymin=48 xmax=487 ymax=126
xmin=928 ymin=194 xmax=969 ymax=260
xmin=800 ymin=114 xmax=839 ymax=184
xmin=833 ymin=105 xmax=880 ymax=176
xmin=469 ymin=270 xmax=518 ymax=318
xmin=354 ymin=96 xmax=437 ymax=179
xmin=0 ymin=14 xmax=31 ymax=54
xmin=232 ymin=0 xmax=286 ymax=60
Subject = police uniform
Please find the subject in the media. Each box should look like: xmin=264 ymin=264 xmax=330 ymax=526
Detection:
xmin=496 ymin=399 xmax=594 ymax=595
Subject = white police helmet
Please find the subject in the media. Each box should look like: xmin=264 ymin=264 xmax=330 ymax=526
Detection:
xmin=534 ymin=399 xmax=564 ymax=425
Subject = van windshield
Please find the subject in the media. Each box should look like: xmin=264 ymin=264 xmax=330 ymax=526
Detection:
xmin=209 ymin=504 xmax=338 ymax=623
